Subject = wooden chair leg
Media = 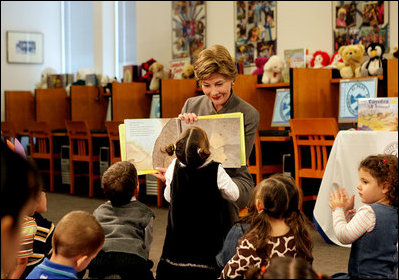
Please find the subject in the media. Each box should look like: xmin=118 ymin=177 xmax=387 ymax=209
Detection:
xmin=50 ymin=157 xmax=55 ymax=192
xmin=89 ymin=161 xmax=94 ymax=198
xmin=70 ymin=160 xmax=75 ymax=195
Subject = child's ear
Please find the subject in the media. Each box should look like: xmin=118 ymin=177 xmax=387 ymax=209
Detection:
xmin=381 ymin=181 xmax=390 ymax=194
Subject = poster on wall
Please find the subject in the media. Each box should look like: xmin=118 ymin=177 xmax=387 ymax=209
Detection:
xmin=171 ymin=1 xmax=206 ymax=64
xmin=332 ymin=1 xmax=389 ymax=53
xmin=235 ymin=1 xmax=277 ymax=67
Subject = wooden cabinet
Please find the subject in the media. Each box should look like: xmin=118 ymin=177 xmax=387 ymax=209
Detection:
xmin=161 ymin=79 xmax=198 ymax=118
xmin=70 ymin=86 xmax=108 ymax=129
xmin=5 ymin=91 xmax=35 ymax=134
xmin=387 ymin=58 xmax=398 ymax=97
xmin=35 ymin=88 xmax=70 ymax=130
xmin=112 ymin=82 xmax=151 ymax=121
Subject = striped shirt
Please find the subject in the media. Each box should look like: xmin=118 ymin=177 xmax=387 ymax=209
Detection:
xmin=332 ymin=205 xmax=376 ymax=244
xmin=18 ymin=216 xmax=37 ymax=259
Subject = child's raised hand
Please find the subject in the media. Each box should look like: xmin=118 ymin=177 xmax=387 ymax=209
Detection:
xmin=329 ymin=188 xmax=345 ymax=210
xmin=340 ymin=187 xmax=354 ymax=211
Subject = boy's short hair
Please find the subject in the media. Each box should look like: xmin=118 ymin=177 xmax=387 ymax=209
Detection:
xmin=101 ymin=161 xmax=138 ymax=207
xmin=52 ymin=210 xmax=104 ymax=258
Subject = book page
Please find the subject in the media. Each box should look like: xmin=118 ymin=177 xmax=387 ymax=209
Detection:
xmin=123 ymin=113 xmax=245 ymax=175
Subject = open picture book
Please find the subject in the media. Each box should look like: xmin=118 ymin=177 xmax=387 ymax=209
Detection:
xmin=119 ymin=113 xmax=246 ymax=175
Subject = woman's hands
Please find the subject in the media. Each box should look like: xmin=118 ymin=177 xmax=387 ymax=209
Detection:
xmin=178 ymin=113 xmax=198 ymax=124
xmin=150 ymin=167 xmax=167 ymax=183
xmin=329 ymin=187 xmax=355 ymax=211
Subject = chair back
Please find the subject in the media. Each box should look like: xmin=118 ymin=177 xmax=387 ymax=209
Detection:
xmin=105 ymin=121 xmax=123 ymax=165
xmin=1 ymin=121 xmax=17 ymax=141
xmin=29 ymin=122 xmax=52 ymax=159
xmin=289 ymin=118 xmax=338 ymax=207
xmin=65 ymin=120 xmax=92 ymax=160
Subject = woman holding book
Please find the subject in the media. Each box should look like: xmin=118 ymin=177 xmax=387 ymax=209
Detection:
xmin=153 ymin=44 xmax=259 ymax=229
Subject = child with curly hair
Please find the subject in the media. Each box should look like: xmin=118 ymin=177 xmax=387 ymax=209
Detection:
xmin=329 ymin=154 xmax=398 ymax=279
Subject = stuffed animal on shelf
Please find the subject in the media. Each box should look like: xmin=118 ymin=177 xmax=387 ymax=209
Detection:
xmin=310 ymin=51 xmax=330 ymax=68
xmin=329 ymin=51 xmax=343 ymax=68
xmin=251 ymin=56 xmax=268 ymax=75
xmin=35 ymin=67 xmax=56 ymax=89
xmin=101 ymin=75 xmax=118 ymax=95
xmin=360 ymin=42 xmax=385 ymax=77
xmin=336 ymin=44 xmax=364 ymax=78
xmin=261 ymin=55 xmax=285 ymax=84
xmin=181 ymin=64 xmax=195 ymax=79
xmin=138 ymin=58 xmax=156 ymax=88
xmin=148 ymin=62 xmax=169 ymax=91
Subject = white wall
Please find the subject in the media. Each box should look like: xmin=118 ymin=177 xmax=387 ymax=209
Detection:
xmin=2 ymin=1 xmax=398 ymax=121
xmin=1 ymin=1 xmax=62 ymax=121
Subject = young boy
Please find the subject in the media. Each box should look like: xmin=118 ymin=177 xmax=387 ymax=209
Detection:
xmin=88 ymin=161 xmax=155 ymax=279
xmin=26 ymin=210 xmax=104 ymax=279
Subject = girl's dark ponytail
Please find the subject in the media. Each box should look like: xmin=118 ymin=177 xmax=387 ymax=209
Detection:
xmin=165 ymin=144 xmax=175 ymax=156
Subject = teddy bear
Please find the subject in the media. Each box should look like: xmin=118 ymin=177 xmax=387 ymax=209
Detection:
xmin=360 ymin=42 xmax=385 ymax=77
xmin=148 ymin=62 xmax=169 ymax=91
xmin=251 ymin=56 xmax=268 ymax=75
xmin=336 ymin=44 xmax=365 ymax=78
xmin=181 ymin=64 xmax=195 ymax=79
xmin=261 ymin=55 xmax=285 ymax=84
xmin=35 ymin=67 xmax=56 ymax=89
xmin=310 ymin=51 xmax=330 ymax=68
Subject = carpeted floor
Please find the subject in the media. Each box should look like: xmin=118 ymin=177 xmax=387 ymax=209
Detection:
xmin=45 ymin=191 xmax=351 ymax=277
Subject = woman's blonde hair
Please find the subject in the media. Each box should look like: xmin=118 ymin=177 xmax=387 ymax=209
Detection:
xmin=193 ymin=44 xmax=238 ymax=83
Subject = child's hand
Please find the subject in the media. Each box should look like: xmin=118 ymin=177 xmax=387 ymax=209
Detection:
xmin=340 ymin=187 xmax=355 ymax=211
xmin=329 ymin=188 xmax=345 ymax=210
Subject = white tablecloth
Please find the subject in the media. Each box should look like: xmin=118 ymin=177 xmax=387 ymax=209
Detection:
xmin=313 ymin=130 xmax=398 ymax=247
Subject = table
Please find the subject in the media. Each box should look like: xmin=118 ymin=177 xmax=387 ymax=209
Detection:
xmin=313 ymin=130 xmax=398 ymax=247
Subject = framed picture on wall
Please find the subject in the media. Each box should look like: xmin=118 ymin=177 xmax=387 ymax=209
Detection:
xmin=7 ymin=31 xmax=43 ymax=64
xmin=171 ymin=1 xmax=206 ymax=64
xmin=332 ymin=1 xmax=389 ymax=53
xmin=234 ymin=1 xmax=277 ymax=67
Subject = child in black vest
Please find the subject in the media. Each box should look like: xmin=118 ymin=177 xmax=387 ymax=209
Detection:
xmin=156 ymin=126 xmax=239 ymax=279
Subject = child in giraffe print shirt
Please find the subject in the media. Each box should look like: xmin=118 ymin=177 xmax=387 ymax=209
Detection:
xmin=219 ymin=174 xmax=314 ymax=279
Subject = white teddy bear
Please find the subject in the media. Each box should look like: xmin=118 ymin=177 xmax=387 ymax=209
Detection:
xmin=261 ymin=55 xmax=285 ymax=84
xmin=149 ymin=62 xmax=169 ymax=91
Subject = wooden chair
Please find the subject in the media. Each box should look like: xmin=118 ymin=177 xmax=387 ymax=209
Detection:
xmin=29 ymin=122 xmax=60 ymax=192
xmin=65 ymin=120 xmax=100 ymax=197
xmin=247 ymin=130 xmax=288 ymax=184
xmin=104 ymin=121 xmax=123 ymax=165
xmin=289 ymin=118 xmax=339 ymax=209
xmin=1 ymin=121 xmax=17 ymax=142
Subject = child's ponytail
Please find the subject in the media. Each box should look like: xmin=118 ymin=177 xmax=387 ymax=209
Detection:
xmin=198 ymin=147 xmax=211 ymax=160
xmin=165 ymin=144 xmax=176 ymax=156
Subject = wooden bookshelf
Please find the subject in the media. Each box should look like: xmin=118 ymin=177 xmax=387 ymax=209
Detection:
xmin=387 ymin=58 xmax=398 ymax=97
xmin=161 ymin=79 xmax=198 ymax=118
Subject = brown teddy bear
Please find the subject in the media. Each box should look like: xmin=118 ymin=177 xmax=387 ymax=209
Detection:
xmin=181 ymin=64 xmax=195 ymax=79
xmin=336 ymin=44 xmax=365 ymax=78
xmin=149 ymin=62 xmax=169 ymax=91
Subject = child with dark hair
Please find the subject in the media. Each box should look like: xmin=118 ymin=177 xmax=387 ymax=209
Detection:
xmin=220 ymin=174 xmax=314 ymax=279
xmin=329 ymin=154 xmax=398 ymax=279
xmin=245 ymin=257 xmax=328 ymax=279
xmin=216 ymin=182 xmax=266 ymax=270
xmin=156 ymin=126 xmax=239 ymax=279
xmin=88 ymin=161 xmax=155 ymax=279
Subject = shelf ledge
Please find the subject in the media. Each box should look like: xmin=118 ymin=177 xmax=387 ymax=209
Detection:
xmin=256 ymin=82 xmax=290 ymax=88
xmin=330 ymin=75 xmax=383 ymax=84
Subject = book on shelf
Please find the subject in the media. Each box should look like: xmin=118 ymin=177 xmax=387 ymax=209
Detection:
xmin=282 ymin=48 xmax=308 ymax=82
xmin=47 ymin=74 xmax=74 ymax=88
xmin=119 ymin=113 xmax=246 ymax=175
xmin=123 ymin=65 xmax=141 ymax=83
xmin=357 ymin=97 xmax=398 ymax=131
xmin=169 ymin=58 xmax=190 ymax=79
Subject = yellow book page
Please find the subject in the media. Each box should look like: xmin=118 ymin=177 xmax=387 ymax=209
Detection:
xmin=119 ymin=124 xmax=126 ymax=161
xmin=198 ymin=112 xmax=246 ymax=166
